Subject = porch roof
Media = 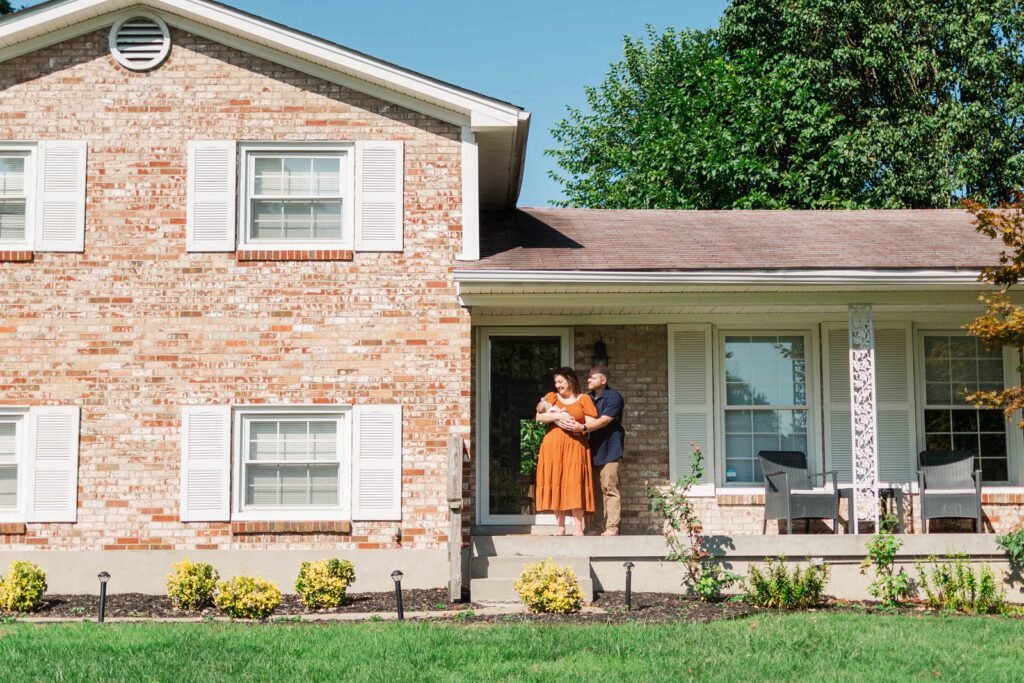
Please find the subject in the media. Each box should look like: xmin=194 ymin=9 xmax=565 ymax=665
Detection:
xmin=468 ymin=208 xmax=1003 ymax=272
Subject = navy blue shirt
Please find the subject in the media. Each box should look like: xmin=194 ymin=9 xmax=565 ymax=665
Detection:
xmin=589 ymin=387 xmax=625 ymax=465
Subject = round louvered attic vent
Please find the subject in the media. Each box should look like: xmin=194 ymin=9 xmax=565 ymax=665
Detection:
xmin=108 ymin=14 xmax=171 ymax=71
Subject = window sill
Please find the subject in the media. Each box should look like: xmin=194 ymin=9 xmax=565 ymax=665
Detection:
xmin=0 ymin=251 xmax=32 ymax=263
xmin=236 ymin=250 xmax=353 ymax=262
xmin=231 ymin=520 xmax=352 ymax=535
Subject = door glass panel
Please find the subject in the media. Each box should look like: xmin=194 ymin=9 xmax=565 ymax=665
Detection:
xmin=488 ymin=336 xmax=562 ymax=516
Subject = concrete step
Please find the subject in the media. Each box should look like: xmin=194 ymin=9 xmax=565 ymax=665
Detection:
xmin=471 ymin=533 xmax=667 ymax=558
xmin=471 ymin=555 xmax=591 ymax=580
xmin=471 ymin=576 xmax=595 ymax=604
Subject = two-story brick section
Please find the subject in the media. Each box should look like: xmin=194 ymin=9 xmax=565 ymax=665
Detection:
xmin=0 ymin=0 xmax=527 ymax=592
xmin=2 ymin=0 xmax=1023 ymax=601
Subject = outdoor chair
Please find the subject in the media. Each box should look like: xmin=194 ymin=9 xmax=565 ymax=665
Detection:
xmin=758 ymin=450 xmax=839 ymax=534
xmin=918 ymin=450 xmax=983 ymax=533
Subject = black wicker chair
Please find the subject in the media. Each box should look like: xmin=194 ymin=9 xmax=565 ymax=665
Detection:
xmin=918 ymin=450 xmax=983 ymax=533
xmin=758 ymin=450 xmax=839 ymax=534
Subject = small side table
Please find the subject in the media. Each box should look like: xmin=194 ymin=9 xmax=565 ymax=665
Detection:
xmin=837 ymin=486 xmax=905 ymax=534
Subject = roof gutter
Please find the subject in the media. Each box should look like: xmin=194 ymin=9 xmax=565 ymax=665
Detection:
xmin=454 ymin=268 xmax=989 ymax=287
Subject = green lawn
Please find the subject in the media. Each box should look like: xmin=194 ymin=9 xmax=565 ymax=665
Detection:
xmin=0 ymin=613 xmax=1022 ymax=682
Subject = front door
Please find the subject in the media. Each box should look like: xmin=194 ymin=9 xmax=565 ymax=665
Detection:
xmin=478 ymin=327 xmax=572 ymax=525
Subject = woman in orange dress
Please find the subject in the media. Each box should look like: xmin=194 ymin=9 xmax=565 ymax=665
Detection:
xmin=534 ymin=367 xmax=598 ymax=536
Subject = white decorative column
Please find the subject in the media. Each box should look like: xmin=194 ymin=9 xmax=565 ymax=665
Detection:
xmin=849 ymin=304 xmax=879 ymax=533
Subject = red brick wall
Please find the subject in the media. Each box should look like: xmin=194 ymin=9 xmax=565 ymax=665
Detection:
xmin=0 ymin=29 xmax=470 ymax=550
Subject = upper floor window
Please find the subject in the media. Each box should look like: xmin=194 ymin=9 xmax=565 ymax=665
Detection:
xmin=238 ymin=146 xmax=353 ymax=250
xmin=722 ymin=334 xmax=810 ymax=484
xmin=0 ymin=150 xmax=33 ymax=249
xmin=921 ymin=334 xmax=1009 ymax=482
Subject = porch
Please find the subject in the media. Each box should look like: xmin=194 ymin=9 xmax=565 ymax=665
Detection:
xmin=467 ymin=532 xmax=1021 ymax=602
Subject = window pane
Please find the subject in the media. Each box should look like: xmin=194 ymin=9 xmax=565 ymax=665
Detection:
xmin=253 ymin=157 xmax=283 ymax=195
xmin=725 ymin=336 xmax=806 ymax=407
xmin=950 ymin=359 xmax=976 ymax=385
xmin=951 ymin=410 xmax=978 ymax=432
xmin=309 ymin=465 xmax=339 ymax=505
xmin=311 ymin=201 xmax=342 ymax=239
xmin=923 ymin=336 xmax=948 ymax=359
xmin=0 ymin=465 xmax=15 ymax=509
xmin=0 ymin=157 xmax=24 ymax=197
xmin=983 ymin=458 xmax=1008 ymax=483
xmin=924 ymin=358 xmax=950 ymax=383
xmin=279 ymin=465 xmax=309 ymax=505
xmin=979 ymin=410 xmax=1005 ymax=432
xmin=0 ymin=422 xmax=15 ymax=462
xmin=924 ymin=410 xmax=950 ymax=433
xmin=925 ymin=383 xmax=952 ymax=404
xmin=251 ymin=201 xmax=284 ymax=239
xmin=310 ymin=421 xmax=338 ymax=461
xmin=724 ymin=410 xmax=751 ymax=433
xmin=245 ymin=464 xmax=279 ymax=506
xmin=284 ymin=157 xmax=313 ymax=195
xmin=948 ymin=337 xmax=974 ymax=359
xmin=978 ymin=360 xmax=1003 ymax=382
xmin=313 ymin=157 xmax=341 ymax=195
xmin=0 ymin=201 xmax=26 ymax=242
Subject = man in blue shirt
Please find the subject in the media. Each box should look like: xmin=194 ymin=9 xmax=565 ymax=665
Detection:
xmin=584 ymin=366 xmax=625 ymax=536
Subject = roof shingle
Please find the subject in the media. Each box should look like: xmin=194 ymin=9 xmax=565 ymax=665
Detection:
xmin=470 ymin=208 xmax=1004 ymax=271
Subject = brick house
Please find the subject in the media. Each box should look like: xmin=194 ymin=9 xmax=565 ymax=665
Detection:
xmin=0 ymin=0 xmax=1020 ymax=600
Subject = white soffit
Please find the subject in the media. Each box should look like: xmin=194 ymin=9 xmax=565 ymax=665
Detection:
xmin=0 ymin=0 xmax=530 ymax=207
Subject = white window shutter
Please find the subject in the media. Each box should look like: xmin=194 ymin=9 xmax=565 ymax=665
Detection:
xmin=355 ymin=140 xmax=404 ymax=251
xmin=187 ymin=141 xmax=236 ymax=252
xmin=35 ymin=141 xmax=87 ymax=252
xmin=27 ymin=406 xmax=80 ymax=523
xmin=352 ymin=404 xmax=402 ymax=520
xmin=668 ymin=325 xmax=714 ymax=483
xmin=822 ymin=324 xmax=853 ymax=484
xmin=876 ymin=325 xmax=917 ymax=484
xmin=180 ymin=406 xmax=231 ymax=522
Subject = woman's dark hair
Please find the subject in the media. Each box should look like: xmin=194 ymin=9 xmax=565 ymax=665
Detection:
xmin=553 ymin=367 xmax=583 ymax=395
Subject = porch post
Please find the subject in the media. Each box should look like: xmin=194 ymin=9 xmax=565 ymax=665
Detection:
xmin=848 ymin=304 xmax=879 ymax=533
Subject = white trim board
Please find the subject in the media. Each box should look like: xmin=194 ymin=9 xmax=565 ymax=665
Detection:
xmin=455 ymin=269 xmax=990 ymax=287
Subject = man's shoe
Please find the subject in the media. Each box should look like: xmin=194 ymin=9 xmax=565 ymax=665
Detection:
xmin=600 ymin=529 xmax=619 ymax=537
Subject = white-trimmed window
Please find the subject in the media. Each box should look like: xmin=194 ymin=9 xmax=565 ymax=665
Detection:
xmin=0 ymin=413 xmax=23 ymax=514
xmin=0 ymin=147 xmax=34 ymax=250
xmin=721 ymin=333 xmax=811 ymax=484
xmin=920 ymin=333 xmax=1010 ymax=483
xmin=232 ymin=407 xmax=350 ymax=520
xmin=238 ymin=145 xmax=354 ymax=250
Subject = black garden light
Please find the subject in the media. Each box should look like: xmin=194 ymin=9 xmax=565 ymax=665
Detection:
xmin=591 ymin=337 xmax=609 ymax=367
xmin=391 ymin=570 xmax=405 ymax=621
xmin=623 ymin=561 xmax=635 ymax=611
xmin=97 ymin=571 xmax=111 ymax=623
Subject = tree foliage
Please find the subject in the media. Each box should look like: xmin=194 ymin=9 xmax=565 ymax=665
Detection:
xmin=964 ymin=197 xmax=1024 ymax=423
xmin=550 ymin=0 xmax=1024 ymax=209
xmin=0 ymin=3 xmax=15 ymax=15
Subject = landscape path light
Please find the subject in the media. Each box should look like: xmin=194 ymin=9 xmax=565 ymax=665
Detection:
xmin=391 ymin=570 xmax=405 ymax=621
xmin=97 ymin=571 xmax=111 ymax=623
xmin=623 ymin=561 xmax=635 ymax=611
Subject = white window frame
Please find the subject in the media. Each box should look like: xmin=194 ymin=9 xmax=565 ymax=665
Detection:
xmin=231 ymin=406 xmax=352 ymax=521
xmin=713 ymin=327 xmax=822 ymax=489
xmin=237 ymin=143 xmax=354 ymax=251
xmin=914 ymin=329 xmax=1024 ymax=486
xmin=0 ymin=144 xmax=36 ymax=252
xmin=0 ymin=408 xmax=29 ymax=523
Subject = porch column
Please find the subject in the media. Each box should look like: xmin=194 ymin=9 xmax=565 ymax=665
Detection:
xmin=848 ymin=304 xmax=879 ymax=533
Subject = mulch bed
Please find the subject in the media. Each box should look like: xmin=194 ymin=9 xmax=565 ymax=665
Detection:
xmin=28 ymin=588 xmax=461 ymax=619
xmin=462 ymin=591 xmax=760 ymax=625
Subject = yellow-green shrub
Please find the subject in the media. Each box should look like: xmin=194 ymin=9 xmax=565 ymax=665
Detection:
xmin=295 ymin=559 xmax=356 ymax=609
xmin=214 ymin=575 xmax=281 ymax=619
xmin=166 ymin=559 xmax=219 ymax=611
xmin=0 ymin=561 xmax=47 ymax=613
xmin=514 ymin=558 xmax=584 ymax=614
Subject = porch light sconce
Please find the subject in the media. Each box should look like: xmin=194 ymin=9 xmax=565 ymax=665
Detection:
xmin=592 ymin=337 xmax=609 ymax=367
xmin=391 ymin=570 xmax=405 ymax=620
xmin=623 ymin=561 xmax=634 ymax=611
xmin=97 ymin=571 xmax=111 ymax=623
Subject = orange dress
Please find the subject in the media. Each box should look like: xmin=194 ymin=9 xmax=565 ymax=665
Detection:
xmin=535 ymin=392 xmax=597 ymax=513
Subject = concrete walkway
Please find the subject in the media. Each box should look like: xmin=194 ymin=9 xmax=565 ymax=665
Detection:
xmin=11 ymin=603 xmax=614 ymax=624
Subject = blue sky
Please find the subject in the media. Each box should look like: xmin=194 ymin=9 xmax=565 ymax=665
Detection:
xmin=22 ymin=0 xmax=731 ymax=206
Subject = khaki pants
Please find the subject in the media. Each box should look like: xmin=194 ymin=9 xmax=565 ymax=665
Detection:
xmin=592 ymin=461 xmax=621 ymax=533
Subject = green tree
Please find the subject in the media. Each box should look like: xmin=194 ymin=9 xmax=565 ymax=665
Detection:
xmin=0 ymin=3 xmax=15 ymax=15
xmin=550 ymin=1 xmax=1024 ymax=209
